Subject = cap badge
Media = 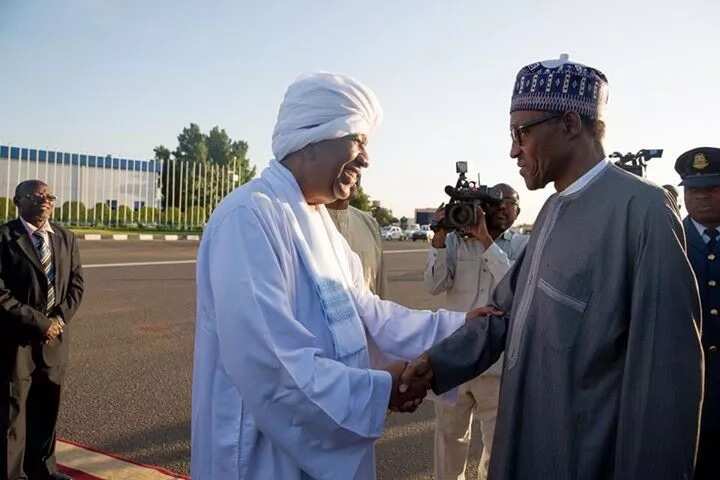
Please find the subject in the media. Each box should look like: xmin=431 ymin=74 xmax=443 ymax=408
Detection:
xmin=693 ymin=153 xmax=709 ymax=170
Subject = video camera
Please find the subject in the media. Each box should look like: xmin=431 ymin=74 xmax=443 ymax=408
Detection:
xmin=431 ymin=161 xmax=503 ymax=232
xmin=610 ymin=149 xmax=663 ymax=177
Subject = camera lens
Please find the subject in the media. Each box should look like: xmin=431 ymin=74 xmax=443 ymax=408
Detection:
xmin=448 ymin=204 xmax=473 ymax=227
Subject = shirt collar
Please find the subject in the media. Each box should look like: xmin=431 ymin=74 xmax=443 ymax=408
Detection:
xmin=691 ymin=218 xmax=717 ymax=242
xmin=498 ymin=229 xmax=514 ymax=241
xmin=559 ymin=158 xmax=610 ymax=197
xmin=19 ymin=217 xmax=54 ymax=237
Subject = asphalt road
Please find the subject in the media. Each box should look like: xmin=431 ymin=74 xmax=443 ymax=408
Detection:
xmin=57 ymin=239 xmax=485 ymax=479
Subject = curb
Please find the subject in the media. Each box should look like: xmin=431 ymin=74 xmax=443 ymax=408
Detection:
xmin=81 ymin=234 xmax=201 ymax=241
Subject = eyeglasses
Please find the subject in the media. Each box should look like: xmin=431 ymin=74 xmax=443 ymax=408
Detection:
xmin=510 ymin=113 xmax=563 ymax=146
xmin=23 ymin=193 xmax=57 ymax=203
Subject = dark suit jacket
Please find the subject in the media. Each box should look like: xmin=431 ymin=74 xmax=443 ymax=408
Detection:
xmin=0 ymin=219 xmax=84 ymax=380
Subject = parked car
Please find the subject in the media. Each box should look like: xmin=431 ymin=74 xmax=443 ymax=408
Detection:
xmin=403 ymin=223 xmax=420 ymax=239
xmin=411 ymin=230 xmax=427 ymax=241
xmin=411 ymin=225 xmax=434 ymax=241
xmin=382 ymin=225 xmax=405 ymax=240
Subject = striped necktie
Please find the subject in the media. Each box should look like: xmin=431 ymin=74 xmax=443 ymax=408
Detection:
xmin=33 ymin=231 xmax=56 ymax=313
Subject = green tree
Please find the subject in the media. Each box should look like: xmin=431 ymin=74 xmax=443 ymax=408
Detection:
xmin=162 ymin=207 xmax=183 ymax=226
xmin=174 ymin=123 xmax=208 ymax=164
xmin=153 ymin=145 xmax=171 ymax=163
xmin=155 ymin=145 xmax=179 ymax=211
xmin=230 ymin=140 xmax=256 ymax=184
xmin=349 ymin=185 xmax=372 ymax=211
xmin=207 ymin=126 xmax=232 ymax=165
xmin=57 ymin=201 xmax=87 ymax=223
xmin=137 ymin=207 xmax=160 ymax=225
xmin=87 ymin=202 xmax=111 ymax=225
xmin=185 ymin=206 xmax=208 ymax=227
xmin=111 ymin=205 xmax=134 ymax=226
xmin=0 ymin=197 xmax=14 ymax=221
xmin=372 ymin=206 xmax=396 ymax=227
xmin=154 ymin=124 xmax=257 ymax=221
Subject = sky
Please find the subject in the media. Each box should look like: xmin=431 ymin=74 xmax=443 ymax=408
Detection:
xmin=1 ymin=0 xmax=718 ymax=224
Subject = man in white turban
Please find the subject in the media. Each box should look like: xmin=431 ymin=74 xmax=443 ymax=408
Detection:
xmin=191 ymin=73 xmax=470 ymax=480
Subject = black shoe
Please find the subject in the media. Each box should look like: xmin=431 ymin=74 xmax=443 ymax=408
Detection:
xmin=48 ymin=473 xmax=74 ymax=480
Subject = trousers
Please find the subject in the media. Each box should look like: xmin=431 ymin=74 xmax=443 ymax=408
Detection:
xmin=433 ymin=375 xmax=500 ymax=480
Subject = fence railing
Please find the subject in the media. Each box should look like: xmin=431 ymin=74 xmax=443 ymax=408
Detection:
xmin=1 ymin=147 xmax=246 ymax=230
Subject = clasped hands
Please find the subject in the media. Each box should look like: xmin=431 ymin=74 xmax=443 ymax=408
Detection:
xmin=44 ymin=316 xmax=65 ymax=344
xmin=386 ymin=305 xmax=504 ymax=413
xmin=385 ymin=355 xmax=433 ymax=413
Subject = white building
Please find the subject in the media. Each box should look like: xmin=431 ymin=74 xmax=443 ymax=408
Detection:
xmin=1 ymin=145 xmax=161 ymax=220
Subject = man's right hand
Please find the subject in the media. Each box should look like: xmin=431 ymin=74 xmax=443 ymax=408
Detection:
xmin=398 ymin=353 xmax=434 ymax=405
xmin=431 ymin=206 xmax=448 ymax=248
xmin=385 ymin=361 xmax=429 ymax=412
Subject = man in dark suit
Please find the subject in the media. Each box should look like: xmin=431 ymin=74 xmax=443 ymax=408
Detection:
xmin=676 ymin=147 xmax=720 ymax=480
xmin=0 ymin=180 xmax=84 ymax=480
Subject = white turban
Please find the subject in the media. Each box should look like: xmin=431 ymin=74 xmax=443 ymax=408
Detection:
xmin=271 ymin=72 xmax=383 ymax=161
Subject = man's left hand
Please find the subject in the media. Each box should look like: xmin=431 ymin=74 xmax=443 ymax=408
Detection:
xmin=465 ymin=305 xmax=505 ymax=323
xmin=43 ymin=316 xmax=64 ymax=344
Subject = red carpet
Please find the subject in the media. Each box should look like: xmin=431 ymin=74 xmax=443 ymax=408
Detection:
xmin=58 ymin=464 xmax=105 ymax=480
xmin=56 ymin=439 xmax=189 ymax=479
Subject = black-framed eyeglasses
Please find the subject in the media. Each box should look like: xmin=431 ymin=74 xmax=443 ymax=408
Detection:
xmin=510 ymin=113 xmax=563 ymax=146
xmin=23 ymin=193 xmax=57 ymax=203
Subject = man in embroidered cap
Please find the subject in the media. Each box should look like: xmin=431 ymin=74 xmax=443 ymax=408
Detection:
xmin=401 ymin=55 xmax=703 ymax=479
xmin=675 ymin=147 xmax=720 ymax=480
xmin=191 ymin=73 xmax=474 ymax=480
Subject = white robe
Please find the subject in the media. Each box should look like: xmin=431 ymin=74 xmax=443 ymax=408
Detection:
xmin=191 ymin=167 xmax=465 ymax=480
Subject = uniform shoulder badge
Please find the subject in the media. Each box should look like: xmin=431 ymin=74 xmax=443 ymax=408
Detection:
xmin=693 ymin=152 xmax=710 ymax=170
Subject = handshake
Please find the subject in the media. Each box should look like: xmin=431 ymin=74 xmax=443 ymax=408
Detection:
xmin=385 ymin=354 xmax=434 ymax=413
xmin=386 ymin=305 xmax=504 ymax=413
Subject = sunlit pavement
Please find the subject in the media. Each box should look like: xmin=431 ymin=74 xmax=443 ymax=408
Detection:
xmin=58 ymin=240 xmax=485 ymax=479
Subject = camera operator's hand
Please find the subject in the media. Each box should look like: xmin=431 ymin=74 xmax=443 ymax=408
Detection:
xmin=461 ymin=206 xmax=494 ymax=249
xmin=431 ymin=206 xmax=448 ymax=249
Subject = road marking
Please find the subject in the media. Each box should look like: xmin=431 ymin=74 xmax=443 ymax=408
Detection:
xmin=57 ymin=440 xmax=188 ymax=479
xmin=384 ymin=249 xmax=429 ymax=255
xmin=82 ymin=250 xmax=426 ymax=269
xmin=84 ymin=260 xmax=197 ymax=269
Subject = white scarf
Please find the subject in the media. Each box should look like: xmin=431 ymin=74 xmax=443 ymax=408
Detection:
xmin=262 ymin=160 xmax=369 ymax=368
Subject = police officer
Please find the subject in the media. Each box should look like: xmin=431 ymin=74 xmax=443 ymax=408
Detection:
xmin=675 ymin=147 xmax=720 ymax=479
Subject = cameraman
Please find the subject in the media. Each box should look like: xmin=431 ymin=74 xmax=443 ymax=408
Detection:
xmin=424 ymin=183 xmax=528 ymax=480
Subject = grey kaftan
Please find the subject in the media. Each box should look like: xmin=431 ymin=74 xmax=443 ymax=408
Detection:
xmin=428 ymin=164 xmax=704 ymax=480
